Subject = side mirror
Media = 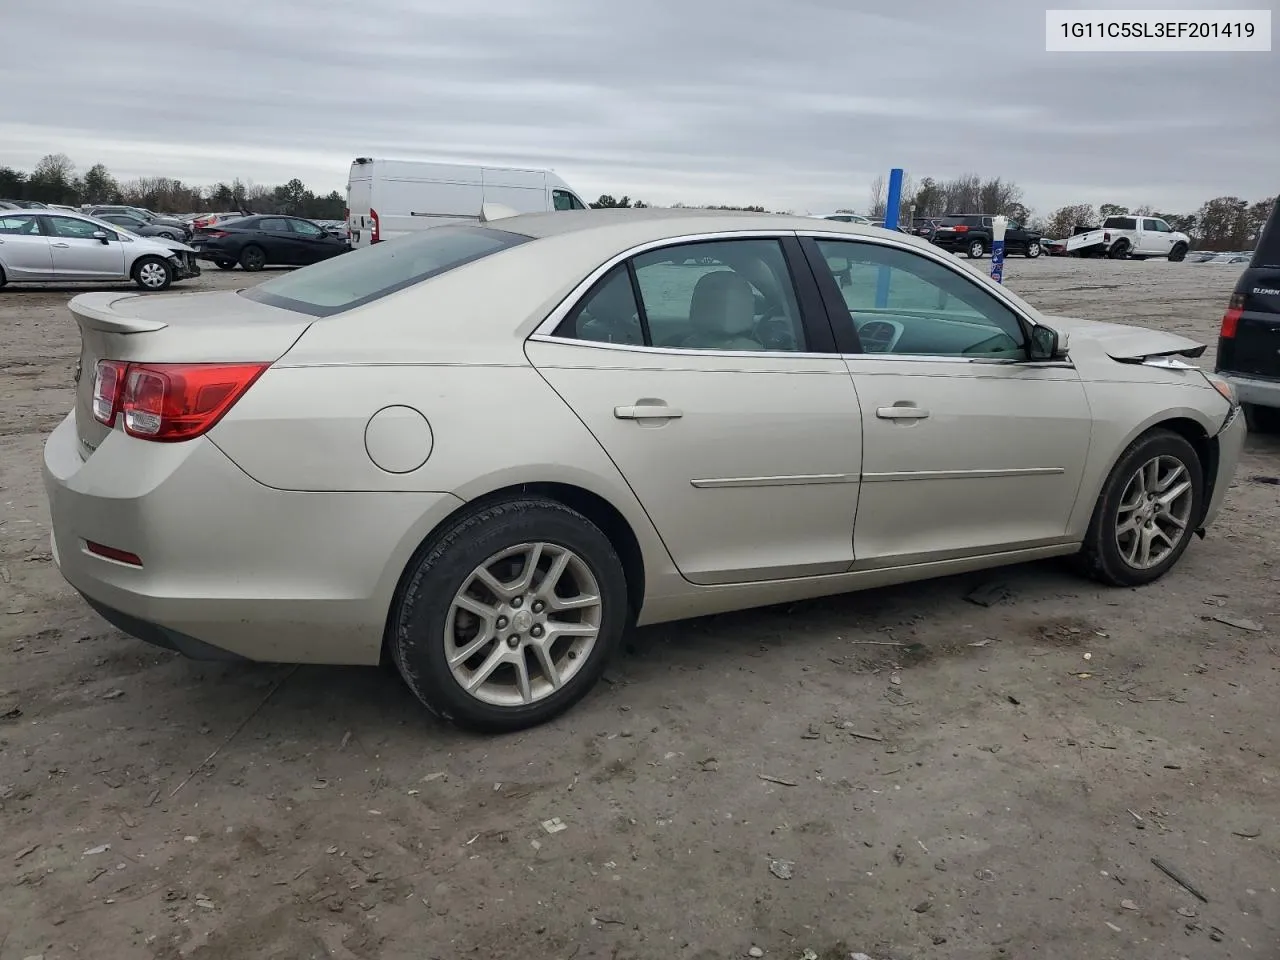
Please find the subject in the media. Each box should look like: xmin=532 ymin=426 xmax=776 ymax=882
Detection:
xmin=1028 ymin=324 xmax=1067 ymax=361
xmin=92 ymin=230 xmax=110 ymax=244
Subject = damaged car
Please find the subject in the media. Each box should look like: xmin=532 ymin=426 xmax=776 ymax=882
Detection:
xmin=0 ymin=210 xmax=200 ymax=291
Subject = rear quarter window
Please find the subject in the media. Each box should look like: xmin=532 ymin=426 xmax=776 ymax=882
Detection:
xmin=240 ymin=224 xmax=531 ymax=317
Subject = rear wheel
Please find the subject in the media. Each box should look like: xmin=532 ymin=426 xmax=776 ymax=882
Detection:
xmin=132 ymin=256 xmax=172 ymax=291
xmin=239 ymin=245 xmax=266 ymax=271
xmin=966 ymin=239 xmax=986 ymax=259
xmin=1108 ymin=240 xmax=1130 ymax=260
xmin=390 ymin=497 xmax=629 ymax=732
xmin=1169 ymin=243 xmax=1188 ymax=262
xmin=1243 ymin=403 xmax=1280 ymax=433
xmin=1073 ymin=429 xmax=1202 ymax=587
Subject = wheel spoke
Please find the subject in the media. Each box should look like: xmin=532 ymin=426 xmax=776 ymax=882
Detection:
xmin=448 ymin=628 xmax=495 ymax=667
xmin=1116 ymin=515 xmax=1140 ymax=536
xmin=454 ymin=594 xmax=498 ymax=620
xmin=509 ymin=543 xmax=543 ymax=594
xmin=1158 ymin=479 xmax=1191 ymax=506
xmin=466 ymin=645 xmax=508 ymax=691
xmin=513 ymin=653 xmax=533 ymax=704
xmin=1155 ymin=462 xmax=1187 ymax=493
xmin=1136 ymin=526 xmax=1155 ymax=567
xmin=1158 ymin=511 xmax=1187 ymax=530
xmin=547 ymin=592 xmax=600 ymax=613
xmin=545 ymin=621 xmax=598 ymax=639
xmin=1119 ymin=533 xmax=1139 ymax=565
xmin=530 ymin=639 xmax=562 ymax=691
xmin=536 ymin=549 xmax=571 ymax=600
xmin=474 ymin=566 xmax=516 ymax=601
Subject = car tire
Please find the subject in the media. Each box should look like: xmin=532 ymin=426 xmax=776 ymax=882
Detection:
xmin=1073 ymin=428 xmax=1203 ymax=587
xmin=1243 ymin=403 xmax=1280 ymax=434
xmin=390 ymin=497 xmax=630 ymax=732
xmin=0 ymin=265 xmax=6 ymax=289
xmin=1025 ymin=242 xmax=1041 ymax=258
xmin=216 ymin=260 xmax=236 ymax=270
xmin=1108 ymin=240 xmax=1130 ymax=260
xmin=239 ymin=245 xmax=267 ymax=271
xmin=132 ymin=256 xmax=173 ymax=291
xmin=966 ymin=239 xmax=986 ymax=259
xmin=1168 ymin=243 xmax=1188 ymax=262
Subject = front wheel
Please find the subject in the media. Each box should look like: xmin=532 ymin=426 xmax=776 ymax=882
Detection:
xmin=1169 ymin=243 xmax=1188 ymax=263
xmin=390 ymin=498 xmax=629 ymax=732
xmin=966 ymin=239 xmax=986 ymax=259
xmin=1073 ymin=429 xmax=1202 ymax=587
xmin=132 ymin=256 xmax=173 ymax=291
xmin=1025 ymin=242 xmax=1041 ymax=258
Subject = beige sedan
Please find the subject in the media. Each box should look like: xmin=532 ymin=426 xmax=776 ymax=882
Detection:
xmin=43 ymin=209 xmax=1245 ymax=731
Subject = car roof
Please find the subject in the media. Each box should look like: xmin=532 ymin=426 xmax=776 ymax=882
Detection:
xmin=490 ymin=207 xmax=917 ymax=245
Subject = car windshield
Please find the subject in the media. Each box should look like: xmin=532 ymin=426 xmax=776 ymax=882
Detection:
xmin=240 ymin=224 xmax=532 ymax=318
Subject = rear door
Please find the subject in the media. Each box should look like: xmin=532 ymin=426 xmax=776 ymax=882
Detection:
xmin=526 ymin=234 xmax=863 ymax=585
xmin=45 ymin=215 xmax=126 ymax=279
xmin=0 ymin=212 xmax=54 ymax=279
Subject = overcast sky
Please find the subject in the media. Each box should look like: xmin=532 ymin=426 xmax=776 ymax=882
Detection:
xmin=2 ymin=0 xmax=1273 ymax=216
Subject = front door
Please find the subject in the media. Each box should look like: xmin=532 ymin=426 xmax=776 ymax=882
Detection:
xmin=1141 ymin=219 xmax=1175 ymax=256
xmin=286 ymin=217 xmax=344 ymax=264
xmin=802 ymin=235 xmax=1092 ymax=567
xmin=44 ymin=215 xmax=126 ymax=279
xmin=526 ymin=236 xmax=862 ymax=585
xmin=0 ymin=213 xmax=54 ymax=279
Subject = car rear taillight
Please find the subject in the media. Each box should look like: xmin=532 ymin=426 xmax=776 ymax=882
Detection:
xmin=370 ymin=208 xmax=380 ymax=243
xmin=1220 ymin=293 xmax=1244 ymax=339
xmin=93 ymin=361 xmax=268 ymax=441
xmin=85 ymin=541 xmax=143 ymax=567
xmin=92 ymin=359 xmax=129 ymax=425
xmin=202 ymin=229 xmax=229 ymax=238
xmin=952 ymin=224 xmax=969 ymax=232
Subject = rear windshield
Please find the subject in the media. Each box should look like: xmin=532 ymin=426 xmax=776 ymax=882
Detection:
xmin=1252 ymin=198 xmax=1280 ymax=269
xmin=240 ymin=224 xmax=531 ymax=317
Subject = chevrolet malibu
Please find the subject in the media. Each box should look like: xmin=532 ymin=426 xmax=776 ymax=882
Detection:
xmin=43 ymin=209 xmax=1245 ymax=731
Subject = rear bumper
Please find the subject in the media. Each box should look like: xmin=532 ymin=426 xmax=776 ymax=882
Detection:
xmin=1202 ymin=403 xmax=1247 ymax=530
xmin=42 ymin=410 xmax=463 ymax=664
xmin=1217 ymin=372 xmax=1280 ymax=409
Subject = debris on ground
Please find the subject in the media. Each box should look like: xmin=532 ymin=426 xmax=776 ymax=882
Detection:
xmin=1151 ymin=857 xmax=1209 ymax=902
xmin=101 ymin=689 xmax=125 ymax=700
xmin=768 ymin=859 xmax=794 ymax=880
xmin=965 ymin=580 xmax=1013 ymax=607
xmin=14 ymin=843 xmax=38 ymax=862
xmin=758 ymin=773 xmax=798 ymax=787
xmin=1120 ymin=898 xmax=1137 ymax=911
xmin=1231 ymin=827 xmax=1261 ymax=838
xmin=541 ymin=817 xmax=567 ymax=835
xmin=82 ymin=843 xmax=110 ymax=856
xmin=1208 ymin=613 xmax=1263 ymax=632
xmin=747 ymin=947 xmax=764 ymax=958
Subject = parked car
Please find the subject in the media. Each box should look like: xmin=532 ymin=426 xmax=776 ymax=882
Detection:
xmin=813 ymin=213 xmax=877 ymax=225
xmin=0 ymin=209 xmax=200 ymax=290
xmin=190 ymin=211 xmax=246 ymax=231
xmin=2 ymin=199 xmax=49 ymax=209
xmin=1039 ymin=237 xmax=1068 ymax=256
xmin=1186 ymin=251 xmax=1219 ymax=263
xmin=86 ymin=206 xmax=189 ymax=237
xmin=42 ymin=208 xmax=1244 ymax=731
xmin=0 ymin=200 xmax=16 ymax=209
xmin=190 ymin=214 xmax=350 ymax=271
xmin=909 ymin=217 xmax=942 ymax=240
xmin=930 ymin=215 xmax=1043 ymax=259
xmin=1204 ymin=253 xmax=1251 ymax=264
xmin=1214 ymin=199 xmax=1280 ymax=433
xmin=94 ymin=212 xmax=189 ymax=242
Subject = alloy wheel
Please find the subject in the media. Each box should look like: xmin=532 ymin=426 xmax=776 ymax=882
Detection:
xmin=1114 ymin=455 xmax=1194 ymax=569
xmin=446 ymin=542 xmax=602 ymax=706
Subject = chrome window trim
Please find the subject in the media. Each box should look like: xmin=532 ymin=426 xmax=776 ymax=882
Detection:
xmin=528 ymin=226 xmax=1068 ymax=368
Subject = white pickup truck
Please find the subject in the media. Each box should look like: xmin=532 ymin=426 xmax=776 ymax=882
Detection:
xmin=1061 ymin=215 xmax=1191 ymax=261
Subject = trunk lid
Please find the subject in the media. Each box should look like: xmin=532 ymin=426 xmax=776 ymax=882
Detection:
xmin=71 ymin=290 xmax=313 ymax=456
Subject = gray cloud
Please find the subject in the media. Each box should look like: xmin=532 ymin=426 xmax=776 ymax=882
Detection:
xmin=2 ymin=0 xmax=1273 ymax=215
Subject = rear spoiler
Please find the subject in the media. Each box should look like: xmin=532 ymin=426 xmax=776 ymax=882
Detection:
xmin=69 ymin=293 xmax=168 ymax=334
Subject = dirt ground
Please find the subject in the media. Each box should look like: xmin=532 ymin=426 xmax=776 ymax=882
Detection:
xmin=1 ymin=257 xmax=1277 ymax=960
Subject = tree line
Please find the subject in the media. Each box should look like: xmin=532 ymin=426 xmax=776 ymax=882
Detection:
xmin=0 ymin=154 xmax=345 ymax=220
xmin=3 ymin=155 xmax=1268 ymax=251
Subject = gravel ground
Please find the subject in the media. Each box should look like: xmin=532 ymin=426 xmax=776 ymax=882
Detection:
xmin=1 ymin=257 xmax=1277 ymax=960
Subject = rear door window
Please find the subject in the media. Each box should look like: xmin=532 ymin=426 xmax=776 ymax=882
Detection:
xmin=240 ymin=224 xmax=531 ymax=317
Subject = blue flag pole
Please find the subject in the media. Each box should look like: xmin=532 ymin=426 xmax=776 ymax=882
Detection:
xmin=876 ymin=168 xmax=903 ymax=308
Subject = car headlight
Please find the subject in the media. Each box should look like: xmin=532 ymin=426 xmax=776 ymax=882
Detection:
xmin=1201 ymin=371 xmax=1237 ymax=405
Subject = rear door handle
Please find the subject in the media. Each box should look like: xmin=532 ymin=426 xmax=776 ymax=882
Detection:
xmin=615 ymin=404 xmax=683 ymax=420
xmin=877 ymin=405 xmax=930 ymax=420
xmin=51 ymin=242 xmax=70 ymax=248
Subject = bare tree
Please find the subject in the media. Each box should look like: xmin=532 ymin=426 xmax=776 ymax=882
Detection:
xmin=868 ymin=175 xmax=886 ymax=219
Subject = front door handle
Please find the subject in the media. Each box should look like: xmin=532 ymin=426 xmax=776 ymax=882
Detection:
xmin=877 ymin=405 xmax=930 ymax=420
xmin=51 ymin=242 xmax=70 ymax=248
xmin=615 ymin=403 xmax=683 ymax=420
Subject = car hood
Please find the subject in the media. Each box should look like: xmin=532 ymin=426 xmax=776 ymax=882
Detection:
xmin=146 ymin=236 xmax=197 ymax=255
xmin=1040 ymin=313 xmax=1206 ymax=360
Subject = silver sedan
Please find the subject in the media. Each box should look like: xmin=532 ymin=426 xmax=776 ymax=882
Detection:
xmin=43 ymin=209 xmax=1245 ymax=731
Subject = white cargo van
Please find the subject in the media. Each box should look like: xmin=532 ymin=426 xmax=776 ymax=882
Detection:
xmin=346 ymin=157 xmax=589 ymax=247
